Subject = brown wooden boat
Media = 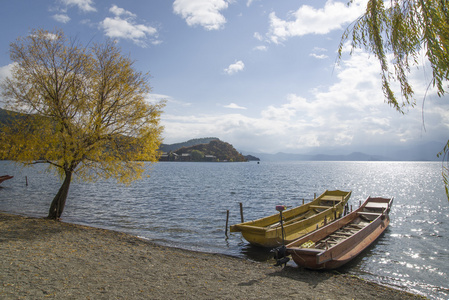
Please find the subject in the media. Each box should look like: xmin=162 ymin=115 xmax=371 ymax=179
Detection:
xmin=286 ymin=196 xmax=393 ymax=270
xmin=0 ymin=175 xmax=13 ymax=184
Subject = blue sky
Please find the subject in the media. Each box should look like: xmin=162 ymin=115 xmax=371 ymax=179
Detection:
xmin=0 ymin=0 xmax=447 ymax=154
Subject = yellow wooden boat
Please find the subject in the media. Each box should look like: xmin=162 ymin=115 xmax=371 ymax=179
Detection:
xmin=230 ymin=190 xmax=351 ymax=248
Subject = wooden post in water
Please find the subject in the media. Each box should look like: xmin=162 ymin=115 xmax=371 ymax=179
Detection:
xmin=239 ymin=203 xmax=244 ymax=223
xmin=302 ymin=198 xmax=304 ymax=205
xmin=225 ymin=210 xmax=229 ymax=237
xmin=25 ymin=176 xmax=28 ymax=186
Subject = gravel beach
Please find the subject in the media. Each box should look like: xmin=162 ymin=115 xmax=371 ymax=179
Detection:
xmin=0 ymin=212 xmax=423 ymax=299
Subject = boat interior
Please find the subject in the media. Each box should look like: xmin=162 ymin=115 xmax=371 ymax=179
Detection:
xmin=312 ymin=220 xmax=370 ymax=250
xmin=267 ymin=196 xmax=347 ymax=229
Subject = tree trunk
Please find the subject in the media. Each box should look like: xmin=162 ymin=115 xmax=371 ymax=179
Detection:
xmin=47 ymin=171 xmax=72 ymax=220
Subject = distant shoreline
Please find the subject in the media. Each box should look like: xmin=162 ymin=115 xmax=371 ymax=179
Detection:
xmin=0 ymin=212 xmax=422 ymax=299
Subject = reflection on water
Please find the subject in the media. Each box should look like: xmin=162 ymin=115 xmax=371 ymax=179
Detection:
xmin=0 ymin=161 xmax=448 ymax=299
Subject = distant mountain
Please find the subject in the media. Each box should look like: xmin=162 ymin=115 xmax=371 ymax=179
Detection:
xmin=242 ymin=144 xmax=443 ymax=162
xmin=159 ymin=138 xmax=220 ymax=153
xmin=0 ymin=108 xmax=26 ymax=125
xmin=244 ymin=154 xmax=260 ymax=161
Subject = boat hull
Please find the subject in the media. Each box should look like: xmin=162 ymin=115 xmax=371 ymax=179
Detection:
xmin=286 ymin=196 xmax=393 ymax=270
xmin=0 ymin=175 xmax=13 ymax=184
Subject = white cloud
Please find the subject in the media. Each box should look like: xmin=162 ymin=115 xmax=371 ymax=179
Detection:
xmin=253 ymin=32 xmax=263 ymax=41
xmin=60 ymin=0 xmax=96 ymax=12
xmin=147 ymin=93 xmax=192 ymax=107
xmin=0 ymin=64 xmax=13 ymax=80
xmin=0 ymin=64 xmax=15 ymax=107
xmin=173 ymin=0 xmax=229 ymax=30
xmin=52 ymin=14 xmax=71 ymax=23
xmin=224 ymin=103 xmax=247 ymax=109
xmin=311 ymin=47 xmax=329 ymax=58
xmin=310 ymin=53 xmax=328 ymax=59
xmin=267 ymin=0 xmax=367 ymax=44
xmin=109 ymin=5 xmax=136 ymax=18
xmin=253 ymin=45 xmax=267 ymax=51
xmin=224 ymin=60 xmax=244 ymax=75
xmin=261 ymin=95 xmax=309 ymax=121
xmin=145 ymin=93 xmax=168 ymax=105
xmin=100 ymin=5 xmax=159 ymax=47
xmin=50 ymin=0 xmax=95 ymax=23
xmin=313 ymin=47 xmax=328 ymax=52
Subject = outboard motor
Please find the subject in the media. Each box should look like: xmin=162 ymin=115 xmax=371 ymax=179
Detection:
xmin=272 ymin=205 xmax=290 ymax=267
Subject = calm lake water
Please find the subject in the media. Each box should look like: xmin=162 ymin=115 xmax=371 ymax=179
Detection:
xmin=0 ymin=160 xmax=448 ymax=299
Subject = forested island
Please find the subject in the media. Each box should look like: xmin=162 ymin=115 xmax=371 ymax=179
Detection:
xmin=159 ymin=138 xmax=259 ymax=162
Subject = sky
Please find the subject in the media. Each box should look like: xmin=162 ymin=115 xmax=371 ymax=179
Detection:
xmin=0 ymin=0 xmax=447 ymax=155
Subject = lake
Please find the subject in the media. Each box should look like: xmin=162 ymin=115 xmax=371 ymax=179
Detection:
xmin=0 ymin=160 xmax=448 ymax=299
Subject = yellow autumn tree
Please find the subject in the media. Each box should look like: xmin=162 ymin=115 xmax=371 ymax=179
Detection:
xmin=0 ymin=28 xmax=165 ymax=219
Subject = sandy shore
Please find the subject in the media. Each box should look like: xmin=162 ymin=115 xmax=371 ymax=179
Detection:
xmin=0 ymin=212 xmax=423 ymax=299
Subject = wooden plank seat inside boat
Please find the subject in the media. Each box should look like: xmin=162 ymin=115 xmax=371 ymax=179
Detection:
xmin=346 ymin=224 xmax=364 ymax=229
xmin=331 ymin=233 xmax=352 ymax=238
xmin=357 ymin=211 xmax=382 ymax=216
xmin=320 ymin=195 xmax=344 ymax=201
xmin=309 ymin=205 xmax=333 ymax=210
xmin=364 ymin=202 xmax=389 ymax=209
xmin=359 ymin=210 xmax=385 ymax=223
